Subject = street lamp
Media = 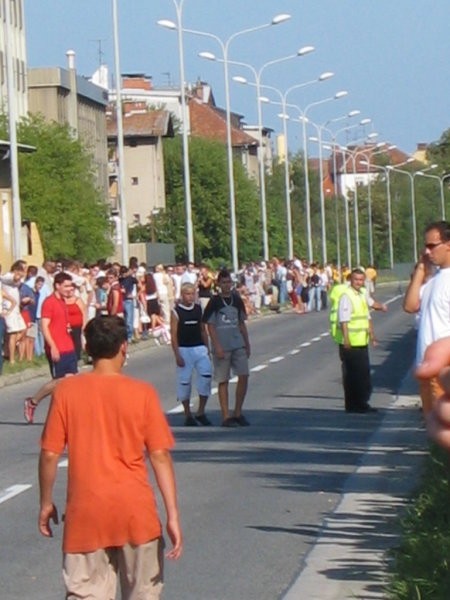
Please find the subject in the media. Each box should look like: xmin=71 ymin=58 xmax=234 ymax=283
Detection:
xmin=112 ymin=0 xmax=129 ymax=264
xmin=157 ymin=2 xmax=195 ymax=262
xmin=233 ymin=67 xmax=331 ymax=259
xmin=350 ymin=143 xmax=391 ymax=265
xmin=360 ymin=156 xmax=413 ymax=269
xmin=160 ymin=13 xmax=292 ymax=273
xmin=415 ymin=168 xmax=447 ymax=219
xmin=201 ymin=43 xmax=314 ymax=261
xmin=386 ymin=163 xmax=435 ymax=263
xmin=297 ymin=91 xmax=348 ymax=263
xmin=308 ymin=112 xmax=364 ymax=264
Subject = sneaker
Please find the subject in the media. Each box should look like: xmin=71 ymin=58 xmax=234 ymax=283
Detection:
xmin=184 ymin=415 xmax=198 ymax=427
xmin=195 ymin=414 xmax=212 ymax=426
xmin=234 ymin=414 xmax=250 ymax=426
xmin=222 ymin=417 xmax=239 ymax=428
xmin=24 ymin=397 xmax=36 ymax=424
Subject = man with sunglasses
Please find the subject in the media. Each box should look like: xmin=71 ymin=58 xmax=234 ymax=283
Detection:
xmin=404 ymin=220 xmax=450 ymax=414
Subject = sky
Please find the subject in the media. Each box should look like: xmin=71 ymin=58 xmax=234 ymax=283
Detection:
xmin=24 ymin=1 xmax=450 ymax=156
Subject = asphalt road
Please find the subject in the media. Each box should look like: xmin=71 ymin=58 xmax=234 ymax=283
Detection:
xmin=0 ymin=284 xmax=422 ymax=600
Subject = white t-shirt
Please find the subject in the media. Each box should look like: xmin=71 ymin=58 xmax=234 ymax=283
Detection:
xmin=416 ymin=267 xmax=450 ymax=365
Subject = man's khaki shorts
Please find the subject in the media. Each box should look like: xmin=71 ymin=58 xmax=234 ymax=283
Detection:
xmin=63 ymin=537 xmax=164 ymax=599
xmin=213 ymin=347 xmax=249 ymax=383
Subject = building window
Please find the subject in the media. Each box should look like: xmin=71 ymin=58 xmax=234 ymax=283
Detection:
xmin=131 ymin=176 xmax=139 ymax=186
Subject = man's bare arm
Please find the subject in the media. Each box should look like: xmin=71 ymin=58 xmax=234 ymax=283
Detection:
xmin=149 ymin=449 xmax=183 ymax=560
xmin=38 ymin=450 xmax=60 ymax=538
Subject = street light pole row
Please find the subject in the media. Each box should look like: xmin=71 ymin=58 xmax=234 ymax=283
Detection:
xmin=159 ymin=11 xmax=292 ymax=272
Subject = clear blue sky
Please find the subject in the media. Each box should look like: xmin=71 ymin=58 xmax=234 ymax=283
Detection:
xmin=25 ymin=1 xmax=450 ymax=155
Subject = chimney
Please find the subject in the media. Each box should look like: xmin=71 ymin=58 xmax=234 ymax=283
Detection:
xmin=66 ymin=49 xmax=76 ymax=70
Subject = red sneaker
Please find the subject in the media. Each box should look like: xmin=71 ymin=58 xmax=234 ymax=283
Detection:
xmin=24 ymin=397 xmax=36 ymax=424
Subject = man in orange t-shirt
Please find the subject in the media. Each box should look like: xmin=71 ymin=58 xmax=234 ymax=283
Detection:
xmin=38 ymin=315 xmax=182 ymax=599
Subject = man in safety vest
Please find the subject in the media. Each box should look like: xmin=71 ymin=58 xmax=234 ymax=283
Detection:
xmin=336 ymin=268 xmax=378 ymax=413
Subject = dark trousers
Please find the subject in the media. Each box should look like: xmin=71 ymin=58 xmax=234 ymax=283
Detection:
xmin=339 ymin=344 xmax=372 ymax=411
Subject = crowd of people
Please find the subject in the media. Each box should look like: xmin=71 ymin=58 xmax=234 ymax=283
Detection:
xmin=0 ymin=255 xmax=378 ymax=377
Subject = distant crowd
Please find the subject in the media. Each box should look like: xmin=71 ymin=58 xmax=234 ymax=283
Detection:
xmin=0 ymin=255 xmax=378 ymax=375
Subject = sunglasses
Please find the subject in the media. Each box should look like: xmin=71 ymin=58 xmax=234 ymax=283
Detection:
xmin=425 ymin=242 xmax=444 ymax=251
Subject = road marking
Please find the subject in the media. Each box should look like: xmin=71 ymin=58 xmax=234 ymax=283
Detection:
xmin=251 ymin=365 xmax=268 ymax=372
xmin=0 ymin=484 xmax=32 ymax=505
xmin=58 ymin=459 xmax=68 ymax=468
xmin=269 ymin=356 xmax=284 ymax=363
xmin=229 ymin=376 xmax=238 ymax=383
xmin=290 ymin=349 xmax=300 ymax=355
xmin=311 ymin=337 xmax=321 ymax=342
xmin=300 ymin=342 xmax=311 ymax=348
xmin=320 ymin=332 xmax=329 ymax=337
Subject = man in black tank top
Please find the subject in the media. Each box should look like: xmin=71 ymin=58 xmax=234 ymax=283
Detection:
xmin=170 ymin=283 xmax=212 ymax=426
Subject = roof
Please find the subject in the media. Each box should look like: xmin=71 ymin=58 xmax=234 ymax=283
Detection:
xmin=189 ymin=99 xmax=258 ymax=148
xmin=107 ymin=110 xmax=173 ymax=138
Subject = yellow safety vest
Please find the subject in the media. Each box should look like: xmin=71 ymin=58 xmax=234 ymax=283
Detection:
xmin=336 ymin=288 xmax=370 ymax=346
xmin=329 ymin=283 xmax=348 ymax=342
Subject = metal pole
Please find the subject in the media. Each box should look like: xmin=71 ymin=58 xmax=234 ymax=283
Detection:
xmin=410 ymin=174 xmax=418 ymax=263
xmin=332 ymin=146 xmax=341 ymax=275
xmin=4 ymin=0 xmax=21 ymax=260
xmin=112 ymin=0 xmax=129 ymax=265
xmin=255 ymin=78 xmax=269 ymax=260
xmin=340 ymin=147 xmax=352 ymax=267
xmin=366 ymin=163 xmax=374 ymax=264
xmin=386 ymin=169 xmax=394 ymax=269
xmin=317 ymin=126 xmax=327 ymax=264
xmin=173 ymin=0 xmax=194 ymax=262
xmin=302 ymin=117 xmax=313 ymax=262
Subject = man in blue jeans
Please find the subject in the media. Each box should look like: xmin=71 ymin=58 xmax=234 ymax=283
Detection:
xmin=119 ymin=265 xmax=138 ymax=342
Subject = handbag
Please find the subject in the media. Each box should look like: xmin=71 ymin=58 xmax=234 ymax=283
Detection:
xmin=139 ymin=303 xmax=150 ymax=324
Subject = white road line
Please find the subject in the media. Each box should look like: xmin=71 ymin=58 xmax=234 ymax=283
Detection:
xmin=320 ymin=332 xmax=329 ymax=337
xmin=0 ymin=484 xmax=32 ymax=505
xmin=58 ymin=459 xmax=68 ymax=468
xmin=229 ymin=376 xmax=238 ymax=383
xmin=300 ymin=342 xmax=311 ymax=348
xmin=251 ymin=365 xmax=268 ymax=372
xmin=311 ymin=337 xmax=321 ymax=342
xmin=289 ymin=349 xmax=300 ymax=355
xmin=269 ymin=356 xmax=284 ymax=363
xmin=386 ymin=294 xmax=402 ymax=305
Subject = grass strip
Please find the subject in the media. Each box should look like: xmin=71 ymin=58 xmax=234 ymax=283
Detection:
xmin=388 ymin=443 xmax=450 ymax=599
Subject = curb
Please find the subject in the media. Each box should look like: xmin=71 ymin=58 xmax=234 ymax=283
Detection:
xmin=282 ymin=367 xmax=426 ymax=600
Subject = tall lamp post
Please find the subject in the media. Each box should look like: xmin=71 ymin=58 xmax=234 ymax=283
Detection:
xmin=308 ymin=112 xmax=364 ymax=264
xmin=360 ymin=158 xmax=410 ymax=269
xmin=233 ymin=69 xmax=332 ymax=259
xmin=160 ymin=14 xmax=292 ymax=273
xmin=351 ymin=143 xmax=392 ymax=265
xmin=112 ymin=0 xmax=129 ymax=264
xmin=158 ymin=1 xmax=194 ymax=262
xmin=297 ymin=91 xmax=348 ymax=263
xmin=415 ymin=170 xmax=448 ymax=219
xmin=4 ymin=0 xmax=22 ymax=259
xmin=201 ymin=43 xmax=314 ymax=261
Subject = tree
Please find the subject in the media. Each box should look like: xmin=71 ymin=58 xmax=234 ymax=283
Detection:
xmin=162 ymin=136 xmax=260 ymax=266
xmin=0 ymin=113 xmax=113 ymax=262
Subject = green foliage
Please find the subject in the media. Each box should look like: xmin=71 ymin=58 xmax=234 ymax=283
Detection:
xmin=388 ymin=444 xmax=450 ymax=600
xmin=162 ymin=136 xmax=260 ymax=265
xmin=3 ymin=113 xmax=113 ymax=262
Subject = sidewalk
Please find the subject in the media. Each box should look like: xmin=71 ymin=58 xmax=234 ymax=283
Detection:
xmin=283 ymin=367 xmax=426 ymax=600
xmin=0 ymin=336 xmax=158 ymax=389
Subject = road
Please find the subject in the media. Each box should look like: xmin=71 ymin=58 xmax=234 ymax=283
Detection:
xmin=0 ymin=285 xmax=423 ymax=599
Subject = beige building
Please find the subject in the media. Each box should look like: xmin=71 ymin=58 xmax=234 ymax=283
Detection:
xmin=107 ymin=103 xmax=174 ymax=228
xmin=0 ymin=141 xmax=44 ymax=269
xmin=0 ymin=0 xmax=28 ymax=117
xmin=27 ymin=51 xmax=109 ymax=199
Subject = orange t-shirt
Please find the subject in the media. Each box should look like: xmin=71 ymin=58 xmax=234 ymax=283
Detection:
xmin=40 ymin=372 xmax=175 ymax=553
